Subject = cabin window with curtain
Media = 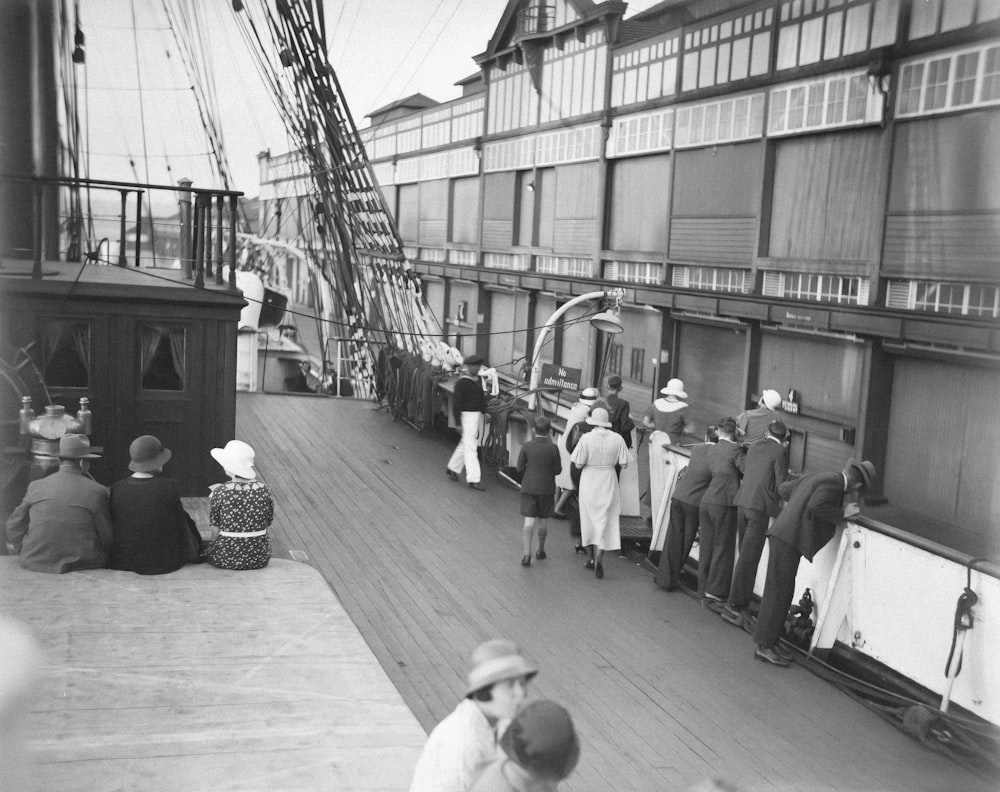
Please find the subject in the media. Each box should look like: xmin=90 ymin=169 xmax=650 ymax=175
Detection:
xmin=42 ymin=321 xmax=90 ymax=388
xmin=141 ymin=324 xmax=185 ymax=391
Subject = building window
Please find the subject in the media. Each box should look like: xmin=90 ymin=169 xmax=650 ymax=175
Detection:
xmin=682 ymin=8 xmax=772 ymax=92
xmin=608 ymin=343 xmax=623 ymax=375
xmin=141 ymin=324 xmax=185 ymax=391
xmin=900 ymin=281 xmax=1000 ymax=318
xmin=629 ymin=347 xmax=646 ymax=383
xmin=776 ymin=0 xmax=901 ymax=71
xmin=897 ymin=44 xmax=1000 ymax=117
xmin=42 ymin=321 xmax=90 ymax=388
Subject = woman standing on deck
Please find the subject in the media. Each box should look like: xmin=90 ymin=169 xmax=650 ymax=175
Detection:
xmin=202 ymin=440 xmax=273 ymax=570
xmin=571 ymin=408 xmax=629 ymax=580
xmin=642 ymin=378 xmax=691 ymax=547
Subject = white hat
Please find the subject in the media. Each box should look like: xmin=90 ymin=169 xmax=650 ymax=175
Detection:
xmin=761 ymin=389 xmax=781 ymax=410
xmin=586 ymin=407 xmax=612 ymax=428
xmin=210 ymin=440 xmax=257 ymax=480
xmin=578 ymin=387 xmax=600 ymax=405
xmin=660 ymin=378 xmax=687 ymax=399
xmin=465 ymin=639 xmax=538 ymax=696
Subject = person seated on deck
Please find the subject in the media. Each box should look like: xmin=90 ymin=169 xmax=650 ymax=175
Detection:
xmin=468 ymin=699 xmax=580 ymax=792
xmin=409 ymin=639 xmax=538 ymax=792
xmin=5 ymin=434 xmax=112 ymax=573
xmin=109 ymin=435 xmax=203 ymax=575
xmin=202 ymin=440 xmax=273 ymax=571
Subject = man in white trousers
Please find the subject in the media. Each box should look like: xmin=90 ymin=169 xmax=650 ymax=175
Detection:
xmin=447 ymin=354 xmax=489 ymax=491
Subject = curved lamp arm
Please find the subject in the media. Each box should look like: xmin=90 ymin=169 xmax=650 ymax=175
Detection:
xmin=527 ymin=289 xmax=622 ymax=409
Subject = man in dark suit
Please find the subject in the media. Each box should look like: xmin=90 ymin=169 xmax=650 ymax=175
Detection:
xmin=515 ymin=417 xmax=562 ymax=567
xmin=753 ymin=458 xmax=876 ymax=666
xmin=697 ymin=418 xmax=745 ymax=605
xmin=654 ymin=426 xmax=718 ymax=591
xmin=720 ymin=421 xmax=789 ymax=628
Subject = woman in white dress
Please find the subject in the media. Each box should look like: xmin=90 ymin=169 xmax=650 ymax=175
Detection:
xmin=570 ymin=407 xmax=629 ymax=580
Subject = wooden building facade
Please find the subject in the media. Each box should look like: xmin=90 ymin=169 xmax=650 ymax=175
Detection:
xmin=257 ymin=0 xmax=1000 ymax=558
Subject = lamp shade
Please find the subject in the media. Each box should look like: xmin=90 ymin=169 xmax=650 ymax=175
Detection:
xmin=589 ymin=310 xmax=623 ymax=334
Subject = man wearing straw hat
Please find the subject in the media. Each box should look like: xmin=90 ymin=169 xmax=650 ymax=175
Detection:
xmin=409 ymin=639 xmax=538 ymax=792
xmin=5 ymin=434 xmax=112 ymax=573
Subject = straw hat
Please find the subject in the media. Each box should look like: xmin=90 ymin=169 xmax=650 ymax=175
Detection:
xmin=578 ymin=387 xmax=599 ymax=405
xmin=585 ymin=407 xmax=612 ymax=428
xmin=128 ymin=435 xmax=172 ymax=472
xmin=500 ymin=700 xmax=580 ymax=781
xmin=210 ymin=440 xmax=257 ymax=480
xmin=465 ymin=639 xmax=538 ymax=697
xmin=660 ymin=378 xmax=687 ymax=399
xmin=37 ymin=434 xmax=102 ymax=459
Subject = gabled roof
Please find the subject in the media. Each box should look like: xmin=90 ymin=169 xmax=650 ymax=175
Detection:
xmin=365 ymin=93 xmax=439 ymax=120
xmin=476 ymin=0 xmax=601 ymax=62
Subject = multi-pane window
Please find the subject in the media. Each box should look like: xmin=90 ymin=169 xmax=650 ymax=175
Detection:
xmin=603 ymin=260 xmax=664 ymax=285
xmin=611 ymin=34 xmax=680 ymax=107
xmin=911 ymin=281 xmax=1000 ymax=318
xmin=768 ymin=71 xmax=877 ymax=135
xmin=681 ymin=8 xmax=773 ymax=92
xmin=909 ymin=0 xmax=1000 ymax=39
xmin=777 ymin=0 xmax=900 ymax=71
xmin=766 ymin=271 xmax=867 ymax=304
xmin=607 ymin=109 xmax=674 ymax=157
xmin=629 ymin=347 xmax=646 ymax=383
xmin=608 ymin=343 xmax=623 ymax=375
xmin=897 ymin=44 xmax=1000 ymax=117
xmin=540 ymin=31 xmax=607 ymax=124
xmin=674 ymin=93 xmax=765 ymax=147
xmin=675 ymin=265 xmax=748 ymax=293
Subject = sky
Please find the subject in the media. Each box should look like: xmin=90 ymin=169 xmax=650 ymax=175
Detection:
xmin=77 ymin=0 xmax=663 ymax=201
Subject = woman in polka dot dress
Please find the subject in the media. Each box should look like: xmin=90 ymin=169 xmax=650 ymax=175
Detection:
xmin=203 ymin=440 xmax=273 ymax=570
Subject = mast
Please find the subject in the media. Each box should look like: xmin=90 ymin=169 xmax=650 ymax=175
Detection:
xmin=0 ymin=0 xmax=60 ymax=262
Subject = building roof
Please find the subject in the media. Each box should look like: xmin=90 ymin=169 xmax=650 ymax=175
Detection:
xmin=364 ymin=93 xmax=439 ymax=120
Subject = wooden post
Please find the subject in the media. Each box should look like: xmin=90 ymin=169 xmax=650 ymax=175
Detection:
xmin=204 ymin=194 xmax=213 ymax=279
xmin=193 ymin=194 xmax=205 ymax=289
xmin=117 ymin=189 xmax=128 ymax=266
xmin=215 ymin=195 xmax=224 ymax=285
xmin=228 ymin=194 xmax=237 ymax=289
xmin=134 ymin=190 xmax=143 ymax=267
xmin=177 ymin=178 xmax=193 ymax=279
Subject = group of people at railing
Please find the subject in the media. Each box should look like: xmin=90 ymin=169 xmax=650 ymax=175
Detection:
xmin=5 ymin=434 xmax=273 ymax=575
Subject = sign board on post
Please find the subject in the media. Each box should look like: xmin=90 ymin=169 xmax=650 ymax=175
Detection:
xmin=539 ymin=363 xmax=582 ymax=395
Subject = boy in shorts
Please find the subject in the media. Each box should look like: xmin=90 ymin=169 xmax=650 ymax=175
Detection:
xmin=515 ymin=417 xmax=562 ymax=567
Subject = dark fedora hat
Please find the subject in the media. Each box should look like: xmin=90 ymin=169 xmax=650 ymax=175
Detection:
xmin=846 ymin=458 xmax=875 ymax=490
xmin=128 ymin=435 xmax=172 ymax=472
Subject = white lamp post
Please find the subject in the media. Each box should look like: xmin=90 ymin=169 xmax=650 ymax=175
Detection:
xmin=527 ymin=287 xmax=625 ymax=408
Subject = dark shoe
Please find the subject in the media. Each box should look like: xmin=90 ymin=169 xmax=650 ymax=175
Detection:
xmin=468 ymin=482 xmax=486 ymax=491
xmin=535 ymin=549 xmax=546 ymax=560
xmin=720 ymin=605 xmax=745 ymax=627
xmin=774 ymin=643 xmax=795 ymax=662
xmin=446 ymin=469 xmax=459 ymax=481
xmin=754 ymin=645 xmax=790 ymax=667
xmin=521 ymin=555 xmax=531 ymax=567
xmin=584 ymin=558 xmax=595 ymax=570
xmin=574 ymin=543 xmax=586 ymax=554
xmin=595 ymin=562 xmax=604 ymax=579
xmin=742 ymin=614 xmax=758 ymax=635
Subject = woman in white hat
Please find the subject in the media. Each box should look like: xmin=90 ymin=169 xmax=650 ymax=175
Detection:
xmin=202 ymin=440 xmax=273 ymax=570
xmin=552 ymin=387 xmax=600 ymax=516
xmin=642 ymin=378 xmax=692 ymax=547
xmin=409 ymin=639 xmax=537 ymax=792
xmin=570 ymin=407 xmax=629 ymax=579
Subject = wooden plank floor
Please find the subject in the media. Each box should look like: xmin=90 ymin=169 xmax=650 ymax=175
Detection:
xmin=0 ymin=557 xmax=425 ymax=791
xmin=237 ymin=393 xmax=995 ymax=792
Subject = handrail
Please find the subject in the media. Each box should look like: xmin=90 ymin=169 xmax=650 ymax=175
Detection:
xmin=0 ymin=172 xmax=240 ymax=287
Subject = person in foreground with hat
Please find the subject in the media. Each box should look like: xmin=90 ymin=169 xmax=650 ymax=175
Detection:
xmin=467 ymin=699 xmax=580 ymax=792
xmin=642 ymin=378 xmax=692 ymax=545
xmin=447 ymin=354 xmax=490 ymax=491
xmin=752 ymin=458 xmax=876 ymax=667
xmin=109 ymin=435 xmax=202 ymax=575
xmin=571 ymin=407 xmax=630 ymax=579
xmin=552 ymin=387 xmax=599 ymax=517
xmin=515 ymin=417 xmax=561 ymax=567
xmin=409 ymin=639 xmax=537 ymax=792
xmin=202 ymin=440 xmax=273 ymax=570
xmin=736 ymin=388 xmax=782 ymax=446
xmin=5 ymin=434 xmax=112 ymax=573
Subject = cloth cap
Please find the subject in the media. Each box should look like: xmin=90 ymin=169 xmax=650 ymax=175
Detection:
xmin=767 ymin=421 xmax=787 ymax=440
xmin=210 ymin=440 xmax=257 ymax=480
xmin=38 ymin=433 xmax=102 ymax=459
xmin=465 ymin=639 xmax=538 ymax=697
xmin=660 ymin=378 xmax=687 ymax=399
xmin=761 ymin=389 xmax=782 ymax=410
xmin=846 ymin=458 xmax=875 ymax=491
xmin=463 ymin=354 xmax=485 ymax=367
xmin=607 ymin=375 xmax=622 ymax=389
xmin=578 ymin=387 xmax=600 ymax=404
xmin=585 ymin=407 xmax=612 ymax=428
xmin=128 ymin=435 xmax=172 ymax=472
xmin=533 ymin=417 xmax=551 ymax=434
xmin=500 ymin=700 xmax=580 ymax=780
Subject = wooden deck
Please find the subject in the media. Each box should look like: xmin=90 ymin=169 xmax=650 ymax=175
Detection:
xmin=0 ymin=557 xmax=425 ymax=791
xmin=234 ymin=393 xmax=994 ymax=792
